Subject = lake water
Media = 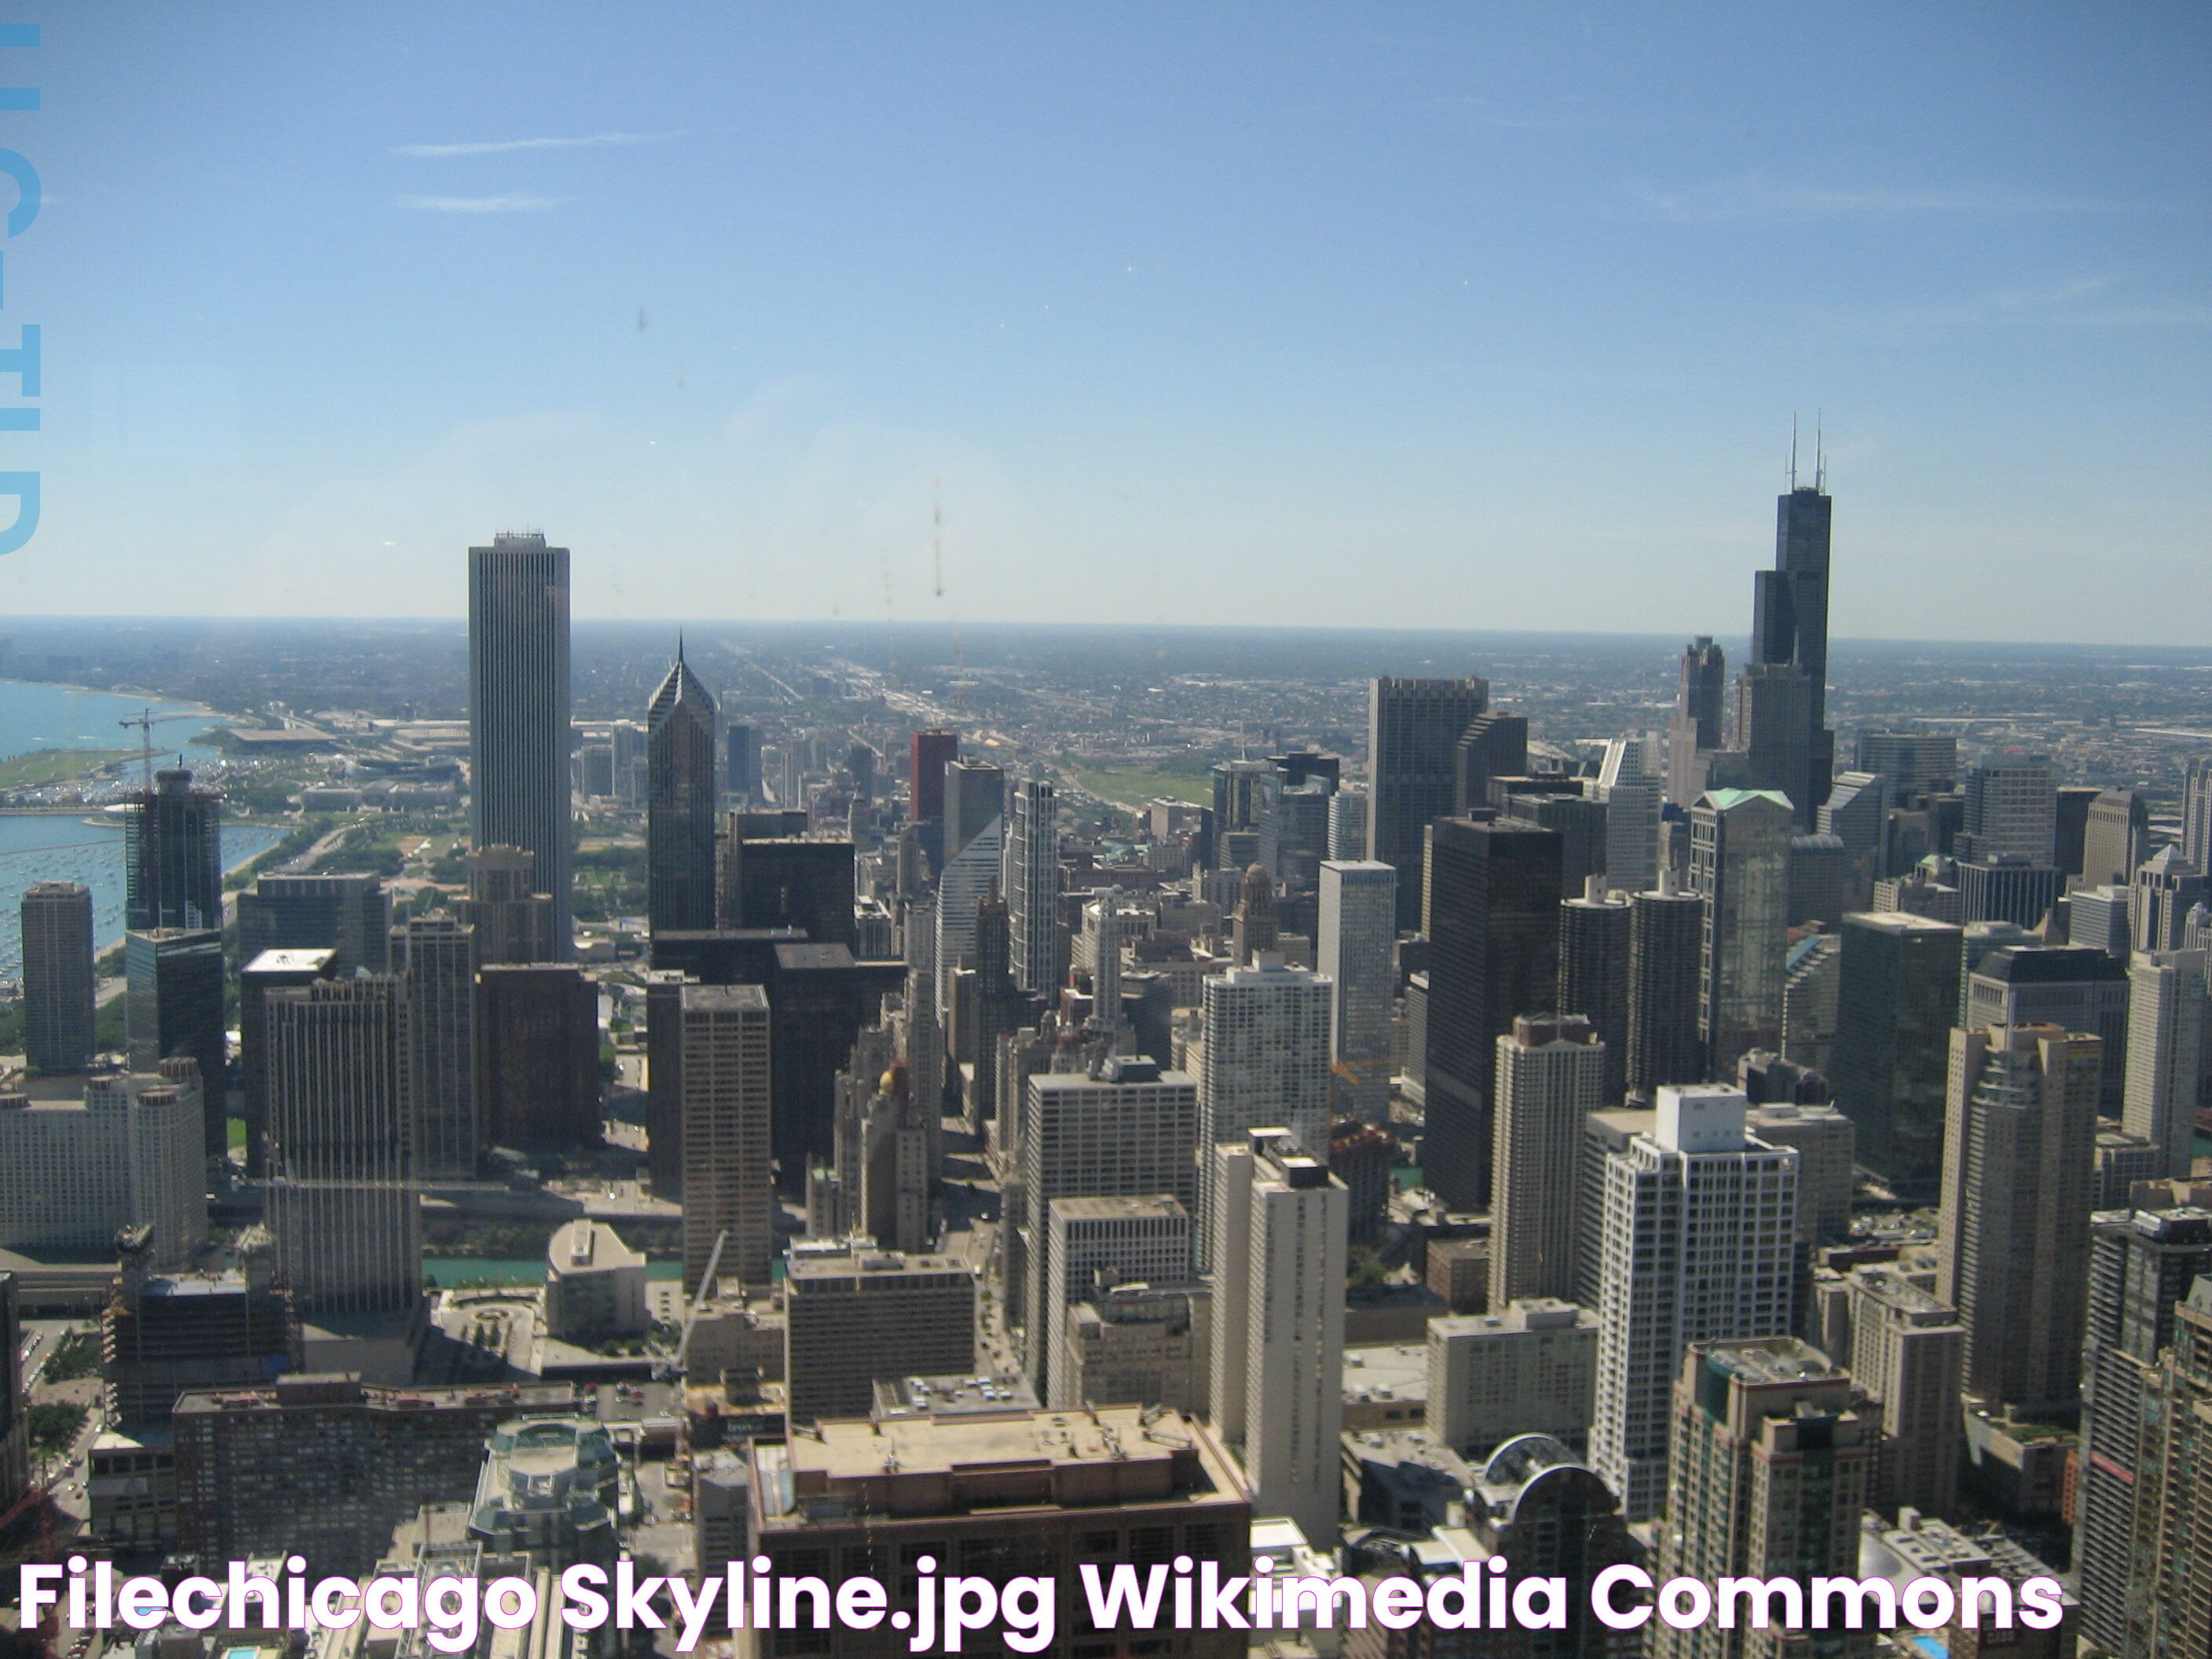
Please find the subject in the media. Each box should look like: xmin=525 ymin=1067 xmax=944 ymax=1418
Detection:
xmin=0 ymin=679 xmax=284 ymax=976
xmin=0 ymin=679 xmax=233 ymax=769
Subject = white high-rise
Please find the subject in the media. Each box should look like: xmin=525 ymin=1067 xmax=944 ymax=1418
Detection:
xmin=1317 ymin=861 xmax=1397 ymax=1121
xmin=1208 ymin=1128 xmax=1346 ymax=1547
xmin=1198 ymin=956 xmax=1332 ymax=1259
xmin=1589 ymin=1083 xmax=1799 ymax=1520
xmin=1489 ymin=1014 xmax=1606 ymax=1308
xmin=1018 ymin=1057 xmax=1200 ymax=1385
xmin=1005 ymin=776 xmax=1062 ymax=997
xmin=2124 ymin=950 xmax=2207 ymax=1179
xmin=1042 ymin=1195 xmax=1192 ymax=1408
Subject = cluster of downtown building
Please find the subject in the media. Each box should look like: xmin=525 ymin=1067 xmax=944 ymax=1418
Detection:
xmin=4 ymin=486 xmax=2212 ymax=1659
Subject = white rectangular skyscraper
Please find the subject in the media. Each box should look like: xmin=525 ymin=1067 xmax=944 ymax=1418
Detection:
xmin=1197 ymin=956 xmax=1332 ymax=1261
xmin=1589 ymin=1083 xmax=1799 ymax=1521
xmin=1207 ymin=1128 xmax=1347 ymax=1547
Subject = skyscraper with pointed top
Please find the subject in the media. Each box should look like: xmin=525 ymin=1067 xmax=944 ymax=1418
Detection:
xmin=647 ymin=640 xmax=720 ymax=936
xmin=1749 ymin=430 xmax=1837 ymax=823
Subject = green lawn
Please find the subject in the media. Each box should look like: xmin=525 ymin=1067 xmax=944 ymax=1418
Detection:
xmin=0 ymin=748 xmax=135 ymax=788
xmin=1062 ymin=764 xmax=1212 ymax=808
xmin=229 ymin=1116 xmax=249 ymax=1150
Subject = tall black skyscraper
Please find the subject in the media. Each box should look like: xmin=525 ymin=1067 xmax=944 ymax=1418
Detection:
xmin=1423 ymin=815 xmax=1562 ymax=1208
xmin=1368 ymin=676 xmax=1489 ymax=932
xmin=126 ymin=927 xmax=228 ymax=1156
xmin=21 ymin=881 xmax=95 ymax=1075
xmin=1626 ymin=873 xmax=1703 ymax=1101
xmin=1558 ymin=878 xmax=1631 ymax=1104
xmin=1749 ymin=452 xmax=1836 ymax=819
xmin=124 ymin=767 xmax=223 ymax=932
xmin=646 ymin=646 xmax=719 ymax=936
xmin=469 ymin=531 xmax=573 ymax=957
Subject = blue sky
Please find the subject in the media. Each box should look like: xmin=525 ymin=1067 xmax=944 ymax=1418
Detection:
xmin=1 ymin=3 xmax=2206 ymax=640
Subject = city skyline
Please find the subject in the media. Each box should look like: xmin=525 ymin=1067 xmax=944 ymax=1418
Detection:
xmin=1 ymin=5 xmax=2206 ymax=641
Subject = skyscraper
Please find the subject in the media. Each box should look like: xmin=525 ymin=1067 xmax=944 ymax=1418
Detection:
xmin=21 ymin=881 xmax=94 ymax=1075
xmin=397 ymin=912 xmax=478 ymax=1182
xmin=1830 ymin=910 xmax=1963 ymax=1203
xmin=1839 ymin=1265 xmax=1965 ymax=1517
xmin=0 ymin=1272 xmax=24 ymax=1516
xmin=475 ymin=965 xmax=600 ymax=1151
xmin=263 ymin=976 xmax=419 ymax=1317
xmin=1749 ymin=463 xmax=1837 ymax=826
xmin=1961 ymin=754 xmax=2056 ymax=864
xmin=1626 ymin=870 xmax=1703 ymax=1101
xmin=1208 ymin=1127 xmax=1347 ymax=1547
xmin=2122 ymin=950 xmax=2205 ymax=1178
xmin=1665 ymin=636 xmax=1727 ymax=808
xmin=125 ymin=927 xmax=227 ymax=1156
xmin=908 ymin=727 xmax=959 ymax=870
xmin=468 ymin=531 xmax=573 ymax=957
xmin=239 ymin=947 xmax=335 ymax=1177
xmin=1595 ymin=733 xmax=1663 ymax=893
xmin=2101 ymin=1274 xmax=2212 ymax=1659
xmin=2080 ymin=787 xmax=2150 ymax=888
xmin=1198 ymin=954 xmax=1332 ymax=1174
xmin=2131 ymin=844 xmax=2208 ymax=953
xmin=1229 ymin=862 xmax=1278 ymax=965
xmin=679 ymin=983 xmax=774 ymax=1293
xmin=124 ymin=767 xmax=223 ymax=933
xmin=1690 ymin=789 xmax=1793 ymax=1079
xmin=1040 ymin=1195 xmax=1192 ymax=1410
xmin=1368 ymin=676 xmax=1489 ymax=931
xmin=1019 ymin=1057 xmax=1200 ymax=1376
xmin=1964 ymin=945 xmax=2131 ymax=1112
xmin=1736 ymin=661 xmax=1816 ymax=826
xmin=1423 ymin=815 xmax=1562 ymax=1208
xmin=1451 ymin=709 xmax=1528 ymax=817
xmin=2183 ymin=754 xmax=2212 ymax=875
xmin=1558 ymin=876 xmax=1630 ymax=1103
xmin=1005 ymin=775 xmax=1062 ymax=996
xmin=1488 ymin=1014 xmax=1604 ymax=1308
xmin=724 ymin=720 xmax=760 ymax=800
xmin=2075 ymin=1204 xmax=2212 ymax=1657
xmin=935 ymin=759 xmax=1004 ymax=999
xmin=1317 ymin=860 xmax=1397 ymax=1120
xmin=1650 ymin=1338 xmax=1876 ymax=1659
xmin=458 ymin=844 xmax=555 ymax=965
xmin=236 ymin=873 xmax=391 ymax=975
xmin=1589 ymin=1086 xmax=1798 ymax=1521
xmin=1938 ymin=1024 xmax=2098 ymax=1419
xmin=646 ymin=646 xmax=718 ymax=936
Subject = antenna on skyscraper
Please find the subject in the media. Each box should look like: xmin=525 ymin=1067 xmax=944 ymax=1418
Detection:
xmin=1789 ymin=414 xmax=1799 ymax=490
xmin=932 ymin=476 xmax=945 ymax=599
xmin=1815 ymin=412 xmax=1826 ymax=492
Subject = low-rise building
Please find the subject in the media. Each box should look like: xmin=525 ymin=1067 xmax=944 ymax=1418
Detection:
xmin=0 ymin=1062 xmax=207 ymax=1268
xmin=543 ymin=1219 xmax=649 ymax=1340
xmin=745 ymin=1405 xmax=1250 ymax=1659
xmin=170 ymin=1372 xmax=577 ymax=1575
xmin=1427 ymin=1299 xmax=1599 ymax=1459
xmin=783 ymin=1243 xmax=977 ymax=1423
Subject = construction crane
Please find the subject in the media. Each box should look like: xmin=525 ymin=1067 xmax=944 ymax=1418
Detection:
xmin=672 ymin=1229 xmax=730 ymax=1374
xmin=118 ymin=706 xmax=203 ymax=792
